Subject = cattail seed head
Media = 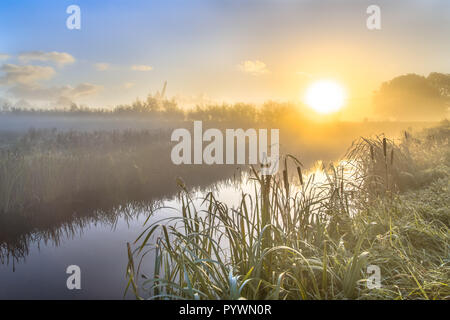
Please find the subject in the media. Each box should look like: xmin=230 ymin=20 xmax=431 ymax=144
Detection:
xmin=283 ymin=169 xmax=289 ymax=195
xmin=297 ymin=166 xmax=303 ymax=185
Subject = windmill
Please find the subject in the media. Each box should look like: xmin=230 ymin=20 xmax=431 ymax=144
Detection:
xmin=154 ymin=81 xmax=167 ymax=100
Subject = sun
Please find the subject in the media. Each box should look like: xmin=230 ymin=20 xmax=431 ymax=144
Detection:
xmin=304 ymin=80 xmax=346 ymax=114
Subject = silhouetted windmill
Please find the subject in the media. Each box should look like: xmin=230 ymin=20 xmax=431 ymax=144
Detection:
xmin=154 ymin=81 xmax=167 ymax=100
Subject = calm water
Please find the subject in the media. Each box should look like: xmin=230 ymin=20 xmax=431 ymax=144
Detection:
xmin=0 ymin=176 xmax=250 ymax=300
xmin=0 ymin=160 xmax=355 ymax=300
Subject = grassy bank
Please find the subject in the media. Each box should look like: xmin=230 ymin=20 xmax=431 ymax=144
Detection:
xmin=127 ymin=120 xmax=449 ymax=300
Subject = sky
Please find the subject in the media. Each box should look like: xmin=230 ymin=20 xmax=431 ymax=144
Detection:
xmin=0 ymin=0 xmax=449 ymax=119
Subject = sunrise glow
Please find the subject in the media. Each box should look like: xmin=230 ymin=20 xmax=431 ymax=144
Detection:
xmin=304 ymin=80 xmax=346 ymax=114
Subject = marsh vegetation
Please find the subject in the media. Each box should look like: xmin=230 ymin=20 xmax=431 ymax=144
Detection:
xmin=0 ymin=102 xmax=447 ymax=299
xmin=126 ymin=121 xmax=449 ymax=300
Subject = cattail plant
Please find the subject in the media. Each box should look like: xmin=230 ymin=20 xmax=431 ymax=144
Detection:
xmin=126 ymin=122 xmax=450 ymax=300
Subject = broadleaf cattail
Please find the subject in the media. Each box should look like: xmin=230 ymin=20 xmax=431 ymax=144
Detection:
xmin=297 ymin=166 xmax=303 ymax=185
xmin=283 ymin=169 xmax=289 ymax=197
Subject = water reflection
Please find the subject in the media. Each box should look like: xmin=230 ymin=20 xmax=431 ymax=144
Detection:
xmin=0 ymin=168 xmax=244 ymax=299
xmin=0 ymin=166 xmax=243 ymax=264
xmin=0 ymin=161 xmax=356 ymax=299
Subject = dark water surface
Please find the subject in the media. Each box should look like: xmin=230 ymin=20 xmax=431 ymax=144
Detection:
xmin=0 ymin=177 xmax=247 ymax=299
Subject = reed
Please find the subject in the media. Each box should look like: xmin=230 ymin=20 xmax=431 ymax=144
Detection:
xmin=0 ymin=128 xmax=239 ymax=217
xmin=126 ymin=121 xmax=449 ymax=300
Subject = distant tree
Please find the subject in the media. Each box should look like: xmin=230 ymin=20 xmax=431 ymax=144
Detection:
xmin=0 ymin=101 xmax=12 ymax=112
xmin=427 ymin=72 xmax=450 ymax=97
xmin=373 ymin=73 xmax=450 ymax=121
xmin=70 ymin=102 xmax=79 ymax=112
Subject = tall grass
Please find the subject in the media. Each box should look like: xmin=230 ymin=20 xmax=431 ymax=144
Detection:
xmin=0 ymin=128 xmax=240 ymax=216
xmin=126 ymin=120 xmax=449 ymax=300
xmin=0 ymin=128 xmax=242 ymax=263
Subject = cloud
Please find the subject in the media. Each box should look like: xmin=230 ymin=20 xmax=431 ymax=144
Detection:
xmin=131 ymin=64 xmax=153 ymax=71
xmin=0 ymin=60 xmax=101 ymax=107
xmin=69 ymin=83 xmax=103 ymax=98
xmin=94 ymin=63 xmax=110 ymax=71
xmin=7 ymin=83 xmax=102 ymax=101
xmin=0 ymin=53 xmax=10 ymax=61
xmin=18 ymin=51 xmax=75 ymax=67
xmin=0 ymin=64 xmax=55 ymax=85
xmin=123 ymin=82 xmax=135 ymax=89
xmin=238 ymin=60 xmax=269 ymax=76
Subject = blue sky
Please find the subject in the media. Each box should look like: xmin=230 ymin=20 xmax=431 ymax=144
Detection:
xmin=0 ymin=0 xmax=449 ymax=118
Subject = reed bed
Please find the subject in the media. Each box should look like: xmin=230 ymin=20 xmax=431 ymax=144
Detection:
xmin=127 ymin=120 xmax=449 ymax=300
xmin=0 ymin=128 xmax=242 ymax=264
xmin=0 ymin=128 xmax=239 ymax=216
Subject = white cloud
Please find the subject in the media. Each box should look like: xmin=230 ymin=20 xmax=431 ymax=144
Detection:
xmin=131 ymin=64 xmax=153 ymax=71
xmin=7 ymin=83 xmax=102 ymax=101
xmin=238 ymin=60 xmax=269 ymax=76
xmin=0 ymin=53 xmax=10 ymax=61
xmin=123 ymin=82 xmax=135 ymax=89
xmin=94 ymin=63 xmax=110 ymax=71
xmin=0 ymin=64 xmax=55 ymax=85
xmin=18 ymin=51 xmax=75 ymax=67
xmin=0 ymin=58 xmax=101 ymax=107
xmin=69 ymin=83 xmax=103 ymax=98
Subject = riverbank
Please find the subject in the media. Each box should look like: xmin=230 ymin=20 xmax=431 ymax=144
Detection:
xmin=127 ymin=120 xmax=449 ymax=299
